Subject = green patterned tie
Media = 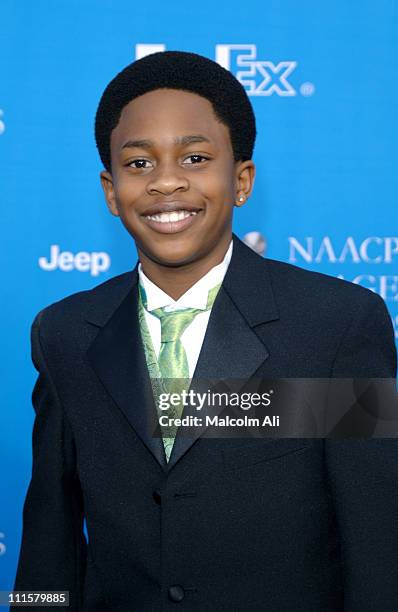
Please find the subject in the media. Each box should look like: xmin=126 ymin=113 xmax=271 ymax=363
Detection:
xmin=138 ymin=282 xmax=221 ymax=461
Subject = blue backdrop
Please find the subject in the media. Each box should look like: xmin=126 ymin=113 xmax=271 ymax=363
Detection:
xmin=1 ymin=0 xmax=397 ymax=591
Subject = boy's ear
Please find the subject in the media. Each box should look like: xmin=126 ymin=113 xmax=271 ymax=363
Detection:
xmin=234 ymin=160 xmax=256 ymax=207
xmin=100 ymin=170 xmax=120 ymax=217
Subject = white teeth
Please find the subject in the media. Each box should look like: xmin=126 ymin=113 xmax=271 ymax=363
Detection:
xmin=145 ymin=210 xmax=199 ymax=223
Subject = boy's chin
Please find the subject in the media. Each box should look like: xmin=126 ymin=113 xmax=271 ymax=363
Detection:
xmin=149 ymin=250 xmax=201 ymax=268
xmin=138 ymin=241 xmax=205 ymax=269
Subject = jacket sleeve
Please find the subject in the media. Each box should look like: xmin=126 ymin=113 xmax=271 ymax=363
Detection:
xmin=325 ymin=291 xmax=398 ymax=611
xmin=13 ymin=310 xmax=87 ymax=611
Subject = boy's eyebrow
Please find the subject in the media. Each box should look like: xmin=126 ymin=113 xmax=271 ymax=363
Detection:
xmin=121 ymin=135 xmax=212 ymax=150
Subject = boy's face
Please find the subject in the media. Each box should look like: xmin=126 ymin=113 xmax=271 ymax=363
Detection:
xmin=100 ymin=88 xmax=255 ymax=269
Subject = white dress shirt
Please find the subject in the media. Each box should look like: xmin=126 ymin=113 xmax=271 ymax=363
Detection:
xmin=138 ymin=240 xmax=233 ymax=378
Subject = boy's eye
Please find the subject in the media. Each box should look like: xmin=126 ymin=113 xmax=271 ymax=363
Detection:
xmin=183 ymin=154 xmax=209 ymax=164
xmin=128 ymin=159 xmax=152 ymax=169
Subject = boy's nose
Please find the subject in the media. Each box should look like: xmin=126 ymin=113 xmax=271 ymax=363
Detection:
xmin=146 ymin=161 xmax=189 ymax=195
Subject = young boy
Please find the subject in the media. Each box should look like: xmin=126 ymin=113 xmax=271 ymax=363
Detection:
xmin=14 ymin=51 xmax=398 ymax=611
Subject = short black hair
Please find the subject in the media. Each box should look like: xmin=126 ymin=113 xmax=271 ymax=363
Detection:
xmin=94 ymin=50 xmax=256 ymax=172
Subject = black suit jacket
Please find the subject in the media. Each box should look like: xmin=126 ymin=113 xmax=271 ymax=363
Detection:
xmin=14 ymin=234 xmax=398 ymax=611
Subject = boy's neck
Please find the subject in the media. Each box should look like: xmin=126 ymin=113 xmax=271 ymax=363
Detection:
xmin=138 ymin=238 xmax=232 ymax=301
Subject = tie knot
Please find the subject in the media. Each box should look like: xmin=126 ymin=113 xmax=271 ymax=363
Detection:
xmin=139 ymin=281 xmax=221 ymax=342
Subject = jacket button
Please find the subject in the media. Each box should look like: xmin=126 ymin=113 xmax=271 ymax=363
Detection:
xmin=168 ymin=585 xmax=185 ymax=602
xmin=153 ymin=490 xmax=161 ymax=505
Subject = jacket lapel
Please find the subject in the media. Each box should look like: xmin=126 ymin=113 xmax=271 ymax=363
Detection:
xmin=85 ymin=271 xmax=168 ymax=470
xmin=168 ymin=234 xmax=280 ymax=468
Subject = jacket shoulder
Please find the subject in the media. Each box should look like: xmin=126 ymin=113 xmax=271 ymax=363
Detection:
xmin=32 ymin=270 xmax=135 ymax=332
xmin=263 ymin=256 xmax=384 ymax=312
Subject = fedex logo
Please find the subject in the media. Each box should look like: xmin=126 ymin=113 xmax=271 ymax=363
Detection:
xmin=215 ymin=44 xmax=297 ymax=96
xmin=135 ymin=44 xmax=314 ymax=97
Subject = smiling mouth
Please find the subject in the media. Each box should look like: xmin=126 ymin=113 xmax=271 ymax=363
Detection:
xmin=142 ymin=209 xmax=202 ymax=234
xmin=144 ymin=210 xmax=199 ymax=223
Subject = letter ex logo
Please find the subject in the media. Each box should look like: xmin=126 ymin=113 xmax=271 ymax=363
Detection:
xmin=216 ymin=44 xmax=297 ymax=96
xmin=135 ymin=44 xmax=315 ymax=97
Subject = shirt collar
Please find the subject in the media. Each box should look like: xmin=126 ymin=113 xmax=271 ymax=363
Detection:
xmin=138 ymin=240 xmax=233 ymax=312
